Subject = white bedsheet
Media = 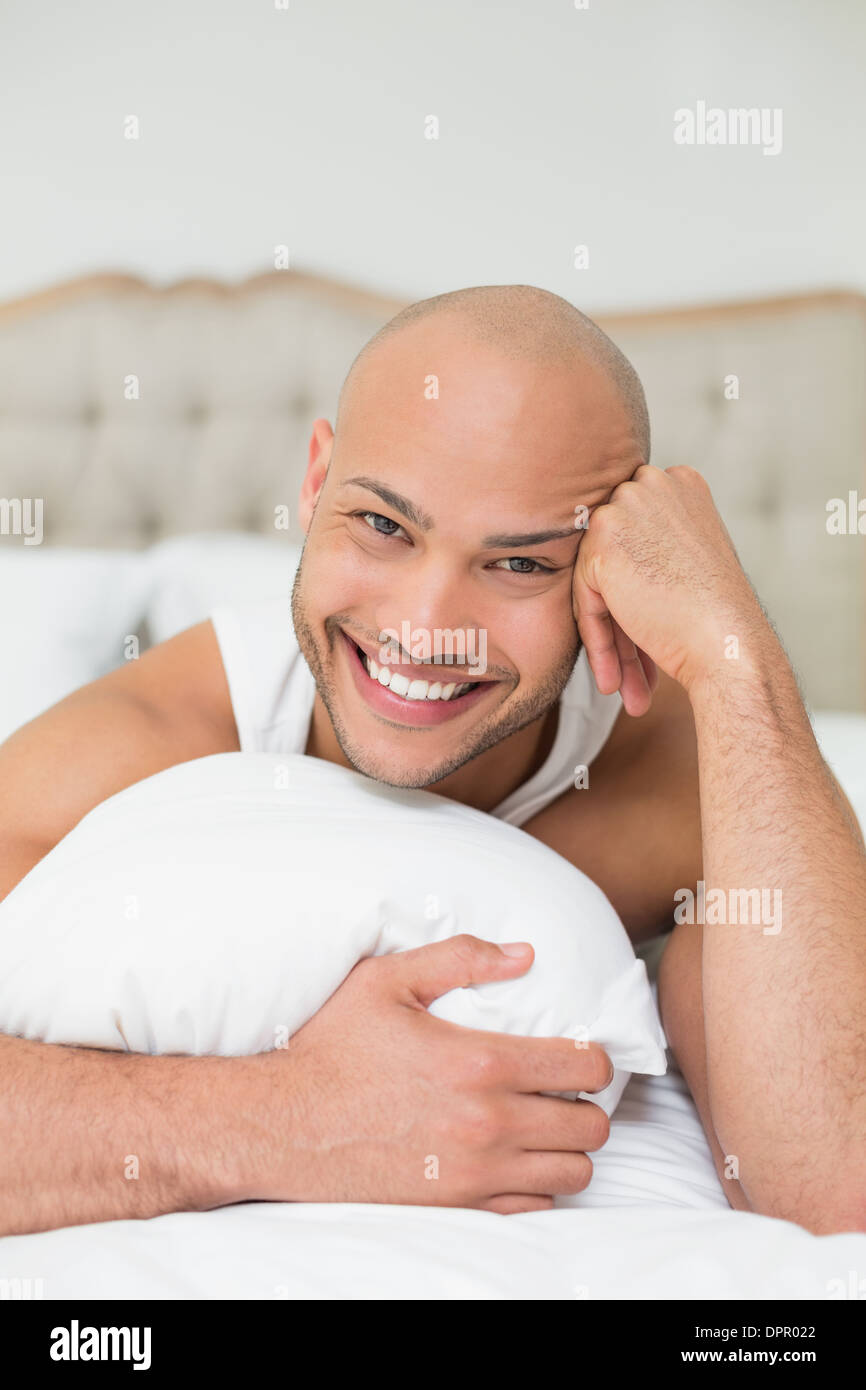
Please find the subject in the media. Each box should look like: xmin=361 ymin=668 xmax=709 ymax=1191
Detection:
xmin=3 ymin=1051 xmax=863 ymax=1300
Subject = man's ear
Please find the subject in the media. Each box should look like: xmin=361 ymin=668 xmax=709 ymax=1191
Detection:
xmin=297 ymin=419 xmax=335 ymax=533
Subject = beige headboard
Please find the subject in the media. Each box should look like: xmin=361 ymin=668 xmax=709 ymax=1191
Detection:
xmin=0 ymin=273 xmax=863 ymax=710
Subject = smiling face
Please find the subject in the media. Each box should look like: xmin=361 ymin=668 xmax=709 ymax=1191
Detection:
xmin=291 ymin=311 xmax=644 ymax=791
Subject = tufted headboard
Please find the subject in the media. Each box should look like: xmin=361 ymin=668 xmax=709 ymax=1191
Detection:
xmin=605 ymin=292 xmax=866 ymax=713
xmin=0 ymin=273 xmax=864 ymax=710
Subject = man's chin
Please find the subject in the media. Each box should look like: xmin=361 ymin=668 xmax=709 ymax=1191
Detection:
xmin=329 ymin=726 xmax=472 ymax=791
xmin=327 ymin=693 xmax=548 ymax=793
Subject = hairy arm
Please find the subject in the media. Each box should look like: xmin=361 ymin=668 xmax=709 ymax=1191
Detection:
xmin=530 ymin=653 xmax=866 ymax=1230
xmin=686 ymin=648 xmax=866 ymax=1233
xmin=0 ymin=1035 xmax=270 ymax=1235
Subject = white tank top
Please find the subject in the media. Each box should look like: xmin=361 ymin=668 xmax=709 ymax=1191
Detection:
xmin=209 ymin=596 xmax=622 ymax=828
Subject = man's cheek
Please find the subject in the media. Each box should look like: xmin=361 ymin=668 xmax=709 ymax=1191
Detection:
xmin=307 ymin=534 xmax=370 ymax=606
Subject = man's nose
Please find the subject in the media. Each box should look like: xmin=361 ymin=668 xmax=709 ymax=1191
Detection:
xmin=373 ymin=557 xmax=471 ymax=643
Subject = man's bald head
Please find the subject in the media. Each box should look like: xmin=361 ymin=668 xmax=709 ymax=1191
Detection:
xmin=338 ymin=283 xmax=650 ymax=463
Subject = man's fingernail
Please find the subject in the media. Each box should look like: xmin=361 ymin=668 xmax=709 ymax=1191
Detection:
xmin=500 ymin=942 xmax=531 ymax=957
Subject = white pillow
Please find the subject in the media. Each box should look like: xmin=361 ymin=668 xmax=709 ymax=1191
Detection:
xmin=0 ymin=548 xmax=152 ymax=744
xmin=145 ymin=532 xmax=300 ymax=644
xmin=0 ymin=753 xmax=667 ymax=1116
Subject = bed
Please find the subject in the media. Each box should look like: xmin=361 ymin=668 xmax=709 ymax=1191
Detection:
xmin=0 ymin=275 xmax=864 ymax=1299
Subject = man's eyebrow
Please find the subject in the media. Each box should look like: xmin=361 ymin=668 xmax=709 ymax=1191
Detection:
xmin=339 ymin=475 xmax=580 ymax=549
xmin=339 ymin=476 xmax=434 ymax=531
xmin=480 ymin=525 xmax=581 ymax=548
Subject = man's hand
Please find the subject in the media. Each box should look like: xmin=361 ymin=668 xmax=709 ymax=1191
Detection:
xmin=573 ymin=464 xmax=768 ymax=714
xmin=252 ymin=935 xmax=613 ymax=1214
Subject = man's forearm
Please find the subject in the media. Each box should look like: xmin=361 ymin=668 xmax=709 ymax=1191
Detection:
xmin=689 ymin=635 xmax=866 ymax=1232
xmin=0 ymin=1031 xmax=273 ymax=1236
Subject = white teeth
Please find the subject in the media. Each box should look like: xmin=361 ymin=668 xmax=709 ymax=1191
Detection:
xmin=358 ymin=644 xmax=477 ymax=702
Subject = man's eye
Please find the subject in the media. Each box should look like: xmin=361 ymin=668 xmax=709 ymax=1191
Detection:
xmin=492 ymin=556 xmax=555 ymax=576
xmin=357 ymin=511 xmax=406 ymax=539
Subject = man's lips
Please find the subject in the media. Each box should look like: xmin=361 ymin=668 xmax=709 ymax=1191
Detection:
xmin=339 ymin=628 xmax=499 ymax=727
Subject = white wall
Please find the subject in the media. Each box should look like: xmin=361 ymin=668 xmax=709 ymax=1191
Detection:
xmin=2 ymin=0 xmax=864 ymax=311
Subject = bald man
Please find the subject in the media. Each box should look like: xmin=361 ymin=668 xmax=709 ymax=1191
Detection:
xmin=1 ymin=286 xmax=864 ymax=1237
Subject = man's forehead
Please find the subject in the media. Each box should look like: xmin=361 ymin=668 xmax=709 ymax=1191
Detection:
xmin=333 ymin=402 xmax=637 ymax=498
xmin=333 ymin=329 xmax=642 ymax=526
xmin=342 ymin=375 xmax=639 ymax=490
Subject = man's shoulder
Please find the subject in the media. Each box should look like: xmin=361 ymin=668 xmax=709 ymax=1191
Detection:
xmin=522 ymin=672 xmax=702 ymax=940
xmin=545 ymin=669 xmax=699 ymax=820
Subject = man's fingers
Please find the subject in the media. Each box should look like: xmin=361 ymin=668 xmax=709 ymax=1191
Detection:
xmin=477 ymin=1193 xmax=555 ymax=1215
xmin=612 ymin=620 xmax=652 ymax=717
xmin=518 ymin=1037 xmax=613 ymax=1095
xmin=638 ymin=647 xmax=658 ymax=692
xmin=505 ymin=1150 xmax=595 ymax=1197
xmin=573 ymin=564 xmax=621 ymax=695
xmin=390 ymin=933 xmax=534 ymax=1009
xmin=470 ymin=1034 xmax=614 ymax=1096
xmin=508 ymin=1094 xmax=611 ymax=1153
xmin=574 ymin=550 xmax=657 ymax=711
